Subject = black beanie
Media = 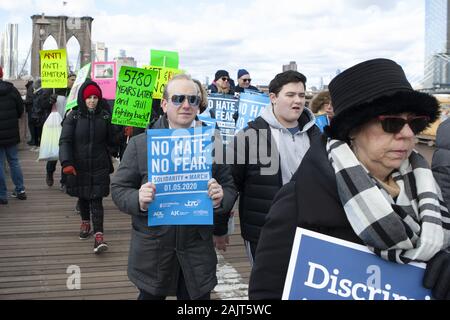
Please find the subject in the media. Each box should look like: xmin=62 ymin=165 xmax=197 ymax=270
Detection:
xmin=214 ymin=70 xmax=229 ymax=81
xmin=326 ymin=58 xmax=440 ymax=142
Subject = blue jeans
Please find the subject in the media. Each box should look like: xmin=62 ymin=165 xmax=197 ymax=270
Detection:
xmin=0 ymin=144 xmax=25 ymax=200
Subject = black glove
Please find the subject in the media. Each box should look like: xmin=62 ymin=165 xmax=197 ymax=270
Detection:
xmin=423 ymin=250 xmax=450 ymax=300
xmin=49 ymin=94 xmax=58 ymax=105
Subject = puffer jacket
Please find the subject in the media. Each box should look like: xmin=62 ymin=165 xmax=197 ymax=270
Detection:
xmin=59 ymin=80 xmax=114 ymax=199
xmin=0 ymin=80 xmax=24 ymax=146
xmin=432 ymin=118 xmax=450 ymax=212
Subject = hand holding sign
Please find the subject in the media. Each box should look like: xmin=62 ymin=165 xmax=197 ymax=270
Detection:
xmin=208 ymin=178 xmax=223 ymax=208
xmin=139 ymin=182 xmax=156 ymax=211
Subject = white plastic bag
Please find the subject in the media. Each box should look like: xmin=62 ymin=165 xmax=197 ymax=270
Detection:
xmin=38 ymin=112 xmax=63 ymax=161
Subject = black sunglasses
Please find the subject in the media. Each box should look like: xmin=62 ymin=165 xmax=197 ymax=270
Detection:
xmin=377 ymin=115 xmax=430 ymax=134
xmin=242 ymin=78 xmax=252 ymax=82
xmin=170 ymin=94 xmax=200 ymax=107
xmin=221 ymin=77 xmax=229 ymax=81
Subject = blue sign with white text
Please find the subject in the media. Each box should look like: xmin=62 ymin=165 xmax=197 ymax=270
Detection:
xmin=207 ymin=93 xmax=238 ymax=145
xmin=314 ymin=113 xmax=329 ymax=133
xmin=147 ymin=127 xmax=214 ymax=226
xmin=283 ymin=228 xmax=432 ymax=300
xmin=236 ymin=92 xmax=269 ymax=132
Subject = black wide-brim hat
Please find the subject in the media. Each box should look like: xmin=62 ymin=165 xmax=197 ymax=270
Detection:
xmin=325 ymin=58 xmax=440 ymax=142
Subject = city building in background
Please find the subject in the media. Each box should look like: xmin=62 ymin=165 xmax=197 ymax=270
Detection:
xmin=114 ymin=50 xmax=136 ymax=72
xmin=424 ymin=0 xmax=450 ymax=89
xmin=282 ymin=61 xmax=297 ymax=72
xmin=92 ymin=41 xmax=108 ymax=62
xmin=0 ymin=23 xmax=19 ymax=80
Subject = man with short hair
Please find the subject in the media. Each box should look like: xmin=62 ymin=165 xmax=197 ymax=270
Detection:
xmin=234 ymin=69 xmax=259 ymax=93
xmin=111 ymin=74 xmax=237 ymax=300
xmin=232 ymin=70 xmax=321 ymax=264
xmin=0 ymin=66 xmax=27 ymax=204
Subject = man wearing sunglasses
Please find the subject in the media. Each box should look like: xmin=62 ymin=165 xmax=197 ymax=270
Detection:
xmin=111 ymin=74 xmax=237 ymax=300
xmin=234 ymin=69 xmax=260 ymax=93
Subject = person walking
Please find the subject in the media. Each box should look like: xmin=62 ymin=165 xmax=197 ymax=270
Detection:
xmin=59 ymin=80 xmax=114 ymax=253
xmin=0 ymin=66 xmax=27 ymax=204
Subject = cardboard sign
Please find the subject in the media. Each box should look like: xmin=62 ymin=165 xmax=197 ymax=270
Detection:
xmin=143 ymin=65 xmax=183 ymax=99
xmin=314 ymin=113 xmax=329 ymax=133
xmin=207 ymin=93 xmax=238 ymax=145
xmin=147 ymin=127 xmax=214 ymax=226
xmin=236 ymin=92 xmax=269 ymax=131
xmin=111 ymin=66 xmax=158 ymax=128
xmin=65 ymin=63 xmax=91 ymax=111
xmin=150 ymin=49 xmax=179 ymax=69
xmin=283 ymin=228 xmax=432 ymax=300
xmin=40 ymin=49 xmax=68 ymax=88
xmin=92 ymin=62 xmax=117 ymax=100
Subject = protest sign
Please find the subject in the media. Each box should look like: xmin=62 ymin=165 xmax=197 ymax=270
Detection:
xmin=111 ymin=66 xmax=158 ymax=128
xmin=207 ymin=93 xmax=238 ymax=145
xmin=150 ymin=49 xmax=179 ymax=69
xmin=314 ymin=113 xmax=329 ymax=133
xmin=282 ymin=228 xmax=432 ymax=300
xmin=65 ymin=63 xmax=91 ymax=111
xmin=143 ymin=65 xmax=183 ymax=99
xmin=40 ymin=49 xmax=68 ymax=88
xmin=236 ymin=92 xmax=269 ymax=131
xmin=147 ymin=127 xmax=214 ymax=226
xmin=92 ymin=62 xmax=117 ymax=100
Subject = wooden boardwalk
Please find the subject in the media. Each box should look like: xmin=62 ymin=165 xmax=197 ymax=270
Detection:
xmin=0 ymin=142 xmax=250 ymax=300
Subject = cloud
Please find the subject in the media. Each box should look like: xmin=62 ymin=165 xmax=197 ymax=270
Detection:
xmin=2 ymin=0 xmax=425 ymax=87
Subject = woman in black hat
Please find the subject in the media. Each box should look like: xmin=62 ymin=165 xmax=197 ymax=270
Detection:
xmin=248 ymin=58 xmax=450 ymax=300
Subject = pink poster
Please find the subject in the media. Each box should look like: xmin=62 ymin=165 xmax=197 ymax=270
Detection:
xmin=92 ymin=62 xmax=117 ymax=100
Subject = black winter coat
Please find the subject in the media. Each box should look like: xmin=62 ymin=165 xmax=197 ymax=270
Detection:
xmin=0 ymin=80 xmax=24 ymax=146
xmin=59 ymin=80 xmax=114 ymax=199
xmin=432 ymin=118 xmax=450 ymax=212
xmin=110 ymin=115 xmax=237 ymax=299
xmin=232 ymin=113 xmax=322 ymax=243
xmin=248 ymin=136 xmax=363 ymax=299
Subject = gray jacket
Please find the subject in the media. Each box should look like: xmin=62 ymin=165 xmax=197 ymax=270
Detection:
xmin=110 ymin=115 xmax=237 ymax=299
xmin=432 ymin=118 xmax=450 ymax=212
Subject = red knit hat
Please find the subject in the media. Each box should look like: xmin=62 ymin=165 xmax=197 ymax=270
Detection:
xmin=0 ymin=66 xmax=3 ymax=79
xmin=82 ymin=84 xmax=102 ymax=100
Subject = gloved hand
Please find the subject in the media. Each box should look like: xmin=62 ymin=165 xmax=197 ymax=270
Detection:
xmin=423 ymin=250 xmax=450 ymax=300
xmin=63 ymin=165 xmax=77 ymax=176
xmin=124 ymin=126 xmax=133 ymax=137
xmin=49 ymin=94 xmax=58 ymax=105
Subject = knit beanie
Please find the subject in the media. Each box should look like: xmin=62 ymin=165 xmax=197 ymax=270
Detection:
xmin=82 ymin=84 xmax=102 ymax=100
xmin=237 ymin=69 xmax=249 ymax=79
xmin=214 ymin=70 xmax=230 ymax=81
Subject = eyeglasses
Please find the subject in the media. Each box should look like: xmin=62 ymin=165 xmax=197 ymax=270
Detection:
xmin=221 ymin=77 xmax=229 ymax=82
xmin=170 ymin=94 xmax=200 ymax=107
xmin=377 ymin=115 xmax=430 ymax=135
xmin=242 ymin=78 xmax=252 ymax=83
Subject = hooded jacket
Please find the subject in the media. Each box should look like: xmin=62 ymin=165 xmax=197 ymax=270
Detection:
xmin=432 ymin=118 xmax=450 ymax=212
xmin=0 ymin=80 xmax=24 ymax=146
xmin=232 ymin=105 xmax=321 ymax=244
xmin=110 ymin=114 xmax=238 ymax=299
xmin=59 ymin=80 xmax=114 ymax=199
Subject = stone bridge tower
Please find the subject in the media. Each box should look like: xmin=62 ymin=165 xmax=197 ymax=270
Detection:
xmin=30 ymin=14 xmax=93 ymax=79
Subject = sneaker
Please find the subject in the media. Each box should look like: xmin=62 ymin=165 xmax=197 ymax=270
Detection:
xmin=94 ymin=232 xmax=108 ymax=254
xmin=46 ymin=173 xmax=54 ymax=187
xmin=79 ymin=221 xmax=91 ymax=239
xmin=11 ymin=190 xmax=27 ymax=200
xmin=0 ymin=199 xmax=7 ymax=205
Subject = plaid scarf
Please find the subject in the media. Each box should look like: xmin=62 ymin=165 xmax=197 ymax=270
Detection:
xmin=326 ymin=139 xmax=450 ymax=263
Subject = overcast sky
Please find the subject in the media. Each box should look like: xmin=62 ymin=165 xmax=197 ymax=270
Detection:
xmin=0 ymin=0 xmax=425 ymax=88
